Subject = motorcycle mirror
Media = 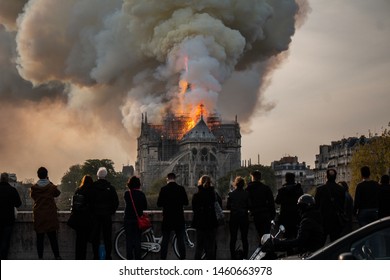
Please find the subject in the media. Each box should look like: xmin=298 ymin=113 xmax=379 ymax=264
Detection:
xmin=279 ymin=225 xmax=286 ymax=233
xmin=261 ymin=234 xmax=271 ymax=245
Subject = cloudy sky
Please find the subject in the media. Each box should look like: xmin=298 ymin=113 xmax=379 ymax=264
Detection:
xmin=0 ymin=0 xmax=389 ymax=184
xmin=243 ymin=0 xmax=390 ymax=168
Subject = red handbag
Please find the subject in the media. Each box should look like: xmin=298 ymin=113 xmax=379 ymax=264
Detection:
xmin=129 ymin=190 xmax=151 ymax=231
xmin=137 ymin=213 xmax=152 ymax=231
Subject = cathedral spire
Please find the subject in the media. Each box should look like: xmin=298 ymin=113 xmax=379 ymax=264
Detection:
xmin=200 ymin=104 xmax=204 ymax=120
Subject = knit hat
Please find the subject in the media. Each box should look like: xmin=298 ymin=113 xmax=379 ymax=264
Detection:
xmin=97 ymin=167 xmax=108 ymax=179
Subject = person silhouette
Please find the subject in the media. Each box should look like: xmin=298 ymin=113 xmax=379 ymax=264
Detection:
xmin=30 ymin=167 xmax=61 ymax=260
xmin=157 ymin=173 xmax=188 ymax=259
xmin=0 ymin=173 xmax=22 ymax=260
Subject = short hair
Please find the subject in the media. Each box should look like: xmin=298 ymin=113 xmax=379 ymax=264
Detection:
xmin=380 ymin=175 xmax=390 ymax=185
xmin=250 ymin=170 xmax=262 ymax=181
xmin=127 ymin=176 xmax=141 ymax=189
xmin=167 ymin=173 xmax=176 ymax=180
xmin=285 ymin=172 xmax=295 ymax=184
xmin=1 ymin=173 xmax=9 ymax=183
xmin=37 ymin=167 xmax=48 ymax=179
xmin=360 ymin=166 xmax=370 ymax=178
xmin=234 ymin=176 xmax=245 ymax=189
xmin=326 ymin=168 xmax=337 ymax=182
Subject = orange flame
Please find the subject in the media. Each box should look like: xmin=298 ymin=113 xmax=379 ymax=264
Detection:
xmin=181 ymin=103 xmax=209 ymax=133
xmin=179 ymin=79 xmax=189 ymax=95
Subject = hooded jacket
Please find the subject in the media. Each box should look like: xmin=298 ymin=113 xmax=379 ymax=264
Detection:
xmin=31 ymin=180 xmax=61 ymax=233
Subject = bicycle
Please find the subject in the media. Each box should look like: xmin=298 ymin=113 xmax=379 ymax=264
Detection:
xmin=115 ymin=224 xmax=201 ymax=259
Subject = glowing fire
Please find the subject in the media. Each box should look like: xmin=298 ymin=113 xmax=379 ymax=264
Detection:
xmin=179 ymin=79 xmax=189 ymax=94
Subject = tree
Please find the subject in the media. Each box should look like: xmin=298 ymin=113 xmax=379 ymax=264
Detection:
xmin=82 ymin=159 xmax=116 ymax=180
xmin=59 ymin=159 xmax=129 ymax=210
xmin=60 ymin=164 xmax=83 ymax=192
xmin=349 ymin=127 xmax=390 ymax=197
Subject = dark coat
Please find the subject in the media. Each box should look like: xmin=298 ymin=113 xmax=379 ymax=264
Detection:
xmin=246 ymin=181 xmax=275 ymax=220
xmin=192 ymin=186 xmax=221 ymax=230
xmin=275 ymin=183 xmax=303 ymax=233
xmin=227 ymin=188 xmax=250 ymax=219
xmin=315 ymin=181 xmax=345 ymax=231
xmin=0 ymin=182 xmax=22 ymax=225
xmin=69 ymin=186 xmax=93 ymax=231
xmin=124 ymin=189 xmax=147 ymax=221
xmin=354 ymin=180 xmax=379 ymax=215
xmin=31 ymin=182 xmax=61 ymax=233
xmin=276 ymin=208 xmax=324 ymax=254
xmin=157 ymin=181 xmax=188 ymax=231
xmin=90 ymin=179 xmax=119 ymax=216
xmin=378 ymin=184 xmax=390 ymax=218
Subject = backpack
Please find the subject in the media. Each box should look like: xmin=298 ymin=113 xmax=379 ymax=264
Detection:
xmin=71 ymin=193 xmax=87 ymax=212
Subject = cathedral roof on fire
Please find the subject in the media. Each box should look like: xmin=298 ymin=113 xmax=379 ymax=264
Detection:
xmin=181 ymin=116 xmax=217 ymax=143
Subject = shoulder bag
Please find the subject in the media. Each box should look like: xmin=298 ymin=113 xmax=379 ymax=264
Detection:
xmin=129 ymin=190 xmax=151 ymax=231
xmin=214 ymin=191 xmax=225 ymax=226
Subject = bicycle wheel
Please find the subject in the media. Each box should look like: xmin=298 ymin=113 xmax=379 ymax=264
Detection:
xmin=114 ymin=227 xmax=151 ymax=260
xmin=173 ymin=227 xmax=205 ymax=259
xmin=115 ymin=227 xmax=127 ymax=260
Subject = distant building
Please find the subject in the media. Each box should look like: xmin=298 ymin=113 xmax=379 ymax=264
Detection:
xmin=271 ymin=156 xmax=313 ymax=192
xmin=135 ymin=112 xmax=241 ymax=190
xmin=314 ymin=136 xmax=369 ymax=186
xmin=8 ymin=173 xmax=17 ymax=183
xmin=5 ymin=173 xmax=32 ymax=210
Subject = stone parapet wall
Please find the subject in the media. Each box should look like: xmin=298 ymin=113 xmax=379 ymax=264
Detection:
xmin=8 ymin=211 xmax=260 ymax=260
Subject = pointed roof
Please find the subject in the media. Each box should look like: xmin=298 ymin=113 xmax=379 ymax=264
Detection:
xmin=181 ymin=116 xmax=217 ymax=143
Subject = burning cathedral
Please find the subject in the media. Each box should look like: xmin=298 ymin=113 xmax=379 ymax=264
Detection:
xmin=134 ymin=48 xmax=244 ymax=190
xmin=135 ymin=106 xmax=241 ymax=190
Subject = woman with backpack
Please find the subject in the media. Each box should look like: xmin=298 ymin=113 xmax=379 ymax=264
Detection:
xmin=68 ymin=175 xmax=94 ymax=259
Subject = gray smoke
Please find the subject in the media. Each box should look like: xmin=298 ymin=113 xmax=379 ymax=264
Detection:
xmin=0 ymin=0 xmax=309 ymax=182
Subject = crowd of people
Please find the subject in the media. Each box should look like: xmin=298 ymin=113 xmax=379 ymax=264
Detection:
xmin=0 ymin=165 xmax=389 ymax=260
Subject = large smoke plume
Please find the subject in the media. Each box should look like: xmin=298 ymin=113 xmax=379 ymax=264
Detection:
xmin=0 ymin=0 xmax=309 ymax=182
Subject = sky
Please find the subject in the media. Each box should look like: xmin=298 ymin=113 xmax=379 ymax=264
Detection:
xmin=242 ymin=0 xmax=390 ymax=168
xmin=0 ymin=0 xmax=389 ymax=184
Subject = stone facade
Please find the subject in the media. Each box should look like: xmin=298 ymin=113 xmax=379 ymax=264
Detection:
xmin=314 ymin=136 xmax=369 ymax=186
xmin=271 ymin=156 xmax=313 ymax=192
xmin=135 ymin=113 xmax=241 ymax=189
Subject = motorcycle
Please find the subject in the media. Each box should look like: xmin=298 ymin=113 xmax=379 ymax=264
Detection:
xmin=249 ymin=221 xmax=286 ymax=260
